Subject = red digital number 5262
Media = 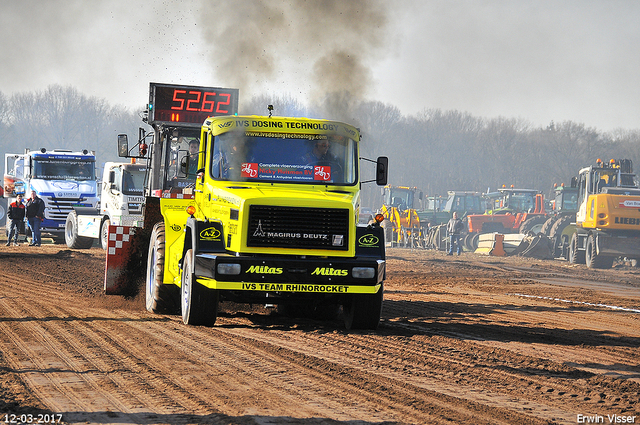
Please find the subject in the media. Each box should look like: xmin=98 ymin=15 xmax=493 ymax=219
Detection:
xmin=172 ymin=90 xmax=231 ymax=114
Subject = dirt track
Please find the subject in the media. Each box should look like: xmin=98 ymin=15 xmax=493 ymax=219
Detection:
xmin=0 ymin=243 xmax=639 ymax=425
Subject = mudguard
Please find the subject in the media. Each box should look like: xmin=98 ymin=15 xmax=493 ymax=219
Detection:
xmin=182 ymin=218 xmax=226 ymax=269
xmin=355 ymin=224 xmax=385 ymax=259
xmin=104 ymin=225 xmax=138 ymax=295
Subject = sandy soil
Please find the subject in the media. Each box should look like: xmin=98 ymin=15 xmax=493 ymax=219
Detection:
xmin=0 ymin=242 xmax=638 ymax=425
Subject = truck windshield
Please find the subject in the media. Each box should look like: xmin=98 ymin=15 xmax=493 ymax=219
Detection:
xmin=210 ymin=132 xmax=357 ymax=185
xmin=505 ymin=192 xmax=535 ymax=212
xmin=560 ymin=191 xmax=578 ymax=210
xmin=384 ymin=189 xmax=413 ymax=210
xmin=122 ymin=168 xmax=146 ymax=195
xmin=445 ymin=194 xmax=482 ymax=212
xmin=32 ymin=158 xmax=95 ymax=181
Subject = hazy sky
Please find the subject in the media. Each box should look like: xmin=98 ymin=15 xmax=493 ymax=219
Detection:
xmin=1 ymin=0 xmax=639 ymax=132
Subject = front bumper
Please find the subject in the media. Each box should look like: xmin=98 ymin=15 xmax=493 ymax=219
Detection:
xmin=194 ymin=253 xmax=385 ymax=295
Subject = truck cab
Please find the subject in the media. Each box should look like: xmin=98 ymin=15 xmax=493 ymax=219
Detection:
xmin=64 ymin=161 xmax=147 ymax=250
xmin=4 ymin=149 xmax=98 ymax=243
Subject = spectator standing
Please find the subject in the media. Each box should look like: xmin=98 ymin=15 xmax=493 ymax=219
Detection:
xmin=6 ymin=194 xmax=25 ymax=246
xmin=26 ymin=192 xmax=45 ymax=246
xmin=446 ymin=211 xmax=464 ymax=256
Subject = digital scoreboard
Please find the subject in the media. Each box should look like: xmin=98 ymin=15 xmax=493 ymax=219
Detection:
xmin=148 ymin=82 xmax=239 ymax=126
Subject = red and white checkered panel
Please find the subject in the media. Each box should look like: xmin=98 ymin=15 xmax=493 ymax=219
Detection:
xmin=107 ymin=225 xmax=136 ymax=255
xmin=104 ymin=225 xmax=137 ymax=295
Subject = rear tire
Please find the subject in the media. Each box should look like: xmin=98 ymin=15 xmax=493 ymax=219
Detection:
xmin=100 ymin=217 xmax=111 ymax=251
xmin=145 ymin=222 xmax=179 ymax=314
xmin=549 ymin=215 xmax=573 ymax=258
xmin=518 ymin=215 xmax=548 ymax=234
xmin=585 ymin=233 xmax=614 ymax=269
xmin=64 ymin=211 xmax=93 ymax=249
xmin=181 ymin=248 xmax=219 ymax=326
xmin=343 ymin=284 xmax=383 ymax=330
xmin=540 ymin=216 xmax=557 ymax=236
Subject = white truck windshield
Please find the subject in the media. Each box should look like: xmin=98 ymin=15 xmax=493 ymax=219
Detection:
xmin=122 ymin=168 xmax=146 ymax=195
xmin=33 ymin=158 xmax=95 ymax=181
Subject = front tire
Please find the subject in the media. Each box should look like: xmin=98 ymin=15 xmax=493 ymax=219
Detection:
xmin=181 ymin=248 xmax=219 ymax=326
xmin=343 ymin=284 xmax=383 ymax=330
xmin=100 ymin=217 xmax=111 ymax=250
xmin=145 ymin=222 xmax=179 ymax=314
xmin=64 ymin=211 xmax=93 ymax=249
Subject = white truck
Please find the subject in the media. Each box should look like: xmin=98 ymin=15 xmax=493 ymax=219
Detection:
xmin=4 ymin=148 xmax=99 ymax=243
xmin=64 ymin=161 xmax=147 ymax=249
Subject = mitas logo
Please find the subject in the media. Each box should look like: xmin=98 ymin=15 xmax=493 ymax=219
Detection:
xmin=200 ymin=227 xmax=221 ymax=240
xmin=241 ymin=162 xmax=258 ymax=178
xmin=358 ymin=234 xmax=379 ymax=247
xmin=246 ymin=265 xmax=283 ymax=274
xmin=311 ymin=267 xmax=348 ymax=276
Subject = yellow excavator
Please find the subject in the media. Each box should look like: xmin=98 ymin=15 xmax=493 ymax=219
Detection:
xmin=379 ymin=185 xmax=424 ymax=248
xmin=568 ymin=158 xmax=640 ymax=268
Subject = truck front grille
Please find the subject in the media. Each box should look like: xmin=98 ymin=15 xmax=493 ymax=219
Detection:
xmin=247 ymin=205 xmax=349 ymax=250
xmin=43 ymin=197 xmax=81 ymax=221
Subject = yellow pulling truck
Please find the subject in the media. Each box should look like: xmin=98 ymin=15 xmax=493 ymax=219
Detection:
xmin=569 ymin=158 xmax=640 ymax=268
xmin=179 ymin=115 xmax=388 ymax=329
xmin=109 ymin=83 xmax=389 ymax=330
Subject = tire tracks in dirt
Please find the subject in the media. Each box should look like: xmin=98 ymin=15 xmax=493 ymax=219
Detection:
xmin=1 ymin=246 xmax=639 ymax=424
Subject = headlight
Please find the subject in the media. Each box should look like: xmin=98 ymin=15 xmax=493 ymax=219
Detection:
xmin=217 ymin=263 xmax=241 ymax=275
xmin=352 ymin=267 xmax=375 ymax=279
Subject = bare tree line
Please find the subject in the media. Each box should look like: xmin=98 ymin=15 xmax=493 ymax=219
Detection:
xmin=2 ymin=85 xmax=639 ymax=212
xmin=0 ymin=85 xmax=143 ymax=174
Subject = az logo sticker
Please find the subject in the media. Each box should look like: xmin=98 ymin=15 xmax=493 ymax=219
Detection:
xmin=200 ymin=227 xmax=221 ymax=240
xmin=358 ymin=234 xmax=379 ymax=247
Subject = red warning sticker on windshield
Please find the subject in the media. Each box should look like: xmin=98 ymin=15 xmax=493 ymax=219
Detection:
xmin=314 ymin=166 xmax=331 ymax=181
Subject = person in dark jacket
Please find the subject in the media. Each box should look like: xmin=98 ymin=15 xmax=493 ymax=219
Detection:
xmin=6 ymin=194 xmax=25 ymax=246
xmin=25 ymin=192 xmax=45 ymax=246
xmin=446 ymin=211 xmax=464 ymax=256
xmin=300 ymin=139 xmax=338 ymax=164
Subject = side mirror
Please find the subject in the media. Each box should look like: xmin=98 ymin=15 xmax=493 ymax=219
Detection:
xmin=376 ymin=156 xmax=388 ymax=186
xmin=108 ymin=170 xmax=116 ymax=184
xmin=180 ymin=155 xmax=189 ymax=175
xmin=117 ymin=134 xmax=129 ymax=157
